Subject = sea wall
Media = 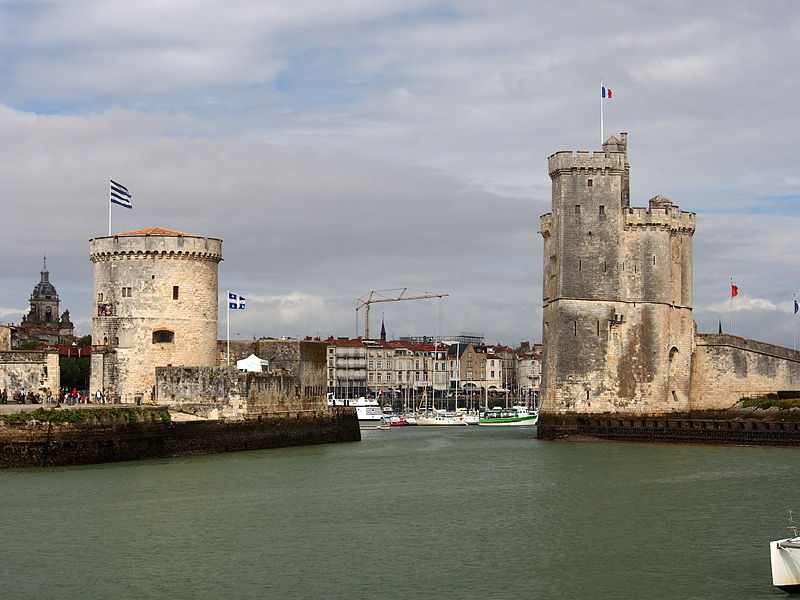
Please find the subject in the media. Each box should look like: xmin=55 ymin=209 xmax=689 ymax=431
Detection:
xmin=691 ymin=334 xmax=800 ymax=409
xmin=0 ymin=407 xmax=360 ymax=468
xmin=537 ymin=409 xmax=800 ymax=446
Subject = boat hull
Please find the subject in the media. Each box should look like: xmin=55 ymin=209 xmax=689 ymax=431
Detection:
xmin=478 ymin=416 xmax=538 ymax=427
xmin=415 ymin=416 xmax=468 ymax=426
xmin=770 ymin=539 xmax=800 ymax=591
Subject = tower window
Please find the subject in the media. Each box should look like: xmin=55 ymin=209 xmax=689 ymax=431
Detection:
xmin=599 ymin=205 xmax=605 ymax=215
xmin=121 ymin=287 xmax=132 ymax=297
xmin=573 ymin=321 xmax=577 ymax=336
xmin=97 ymin=293 xmax=103 ymax=302
xmin=587 ymin=179 xmax=593 ymax=187
xmin=579 ymin=260 xmax=582 ymax=272
xmin=574 ymin=205 xmax=581 ymax=215
xmin=152 ymin=330 xmax=175 ymax=344
xmin=173 ymin=286 xmax=179 ymax=300
xmin=653 ymin=255 xmax=657 ymax=265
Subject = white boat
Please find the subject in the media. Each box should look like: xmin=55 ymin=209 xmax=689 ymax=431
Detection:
xmin=478 ymin=406 xmax=538 ymax=426
xmin=327 ymin=394 xmax=385 ymax=426
xmin=415 ymin=410 xmax=469 ymax=426
xmin=770 ymin=511 xmax=800 ymax=592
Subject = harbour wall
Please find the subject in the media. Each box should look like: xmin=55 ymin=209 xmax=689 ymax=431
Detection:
xmin=537 ymin=409 xmax=800 ymax=446
xmin=0 ymin=406 xmax=360 ymax=468
xmin=690 ymin=334 xmax=800 ymax=409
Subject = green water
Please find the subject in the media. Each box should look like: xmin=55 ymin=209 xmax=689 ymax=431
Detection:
xmin=0 ymin=427 xmax=794 ymax=599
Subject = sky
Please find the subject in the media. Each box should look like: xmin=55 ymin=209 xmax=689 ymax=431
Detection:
xmin=1 ymin=0 xmax=799 ymax=348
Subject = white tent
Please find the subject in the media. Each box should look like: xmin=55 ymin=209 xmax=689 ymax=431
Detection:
xmin=236 ymin=353 xmax=269 ymax=373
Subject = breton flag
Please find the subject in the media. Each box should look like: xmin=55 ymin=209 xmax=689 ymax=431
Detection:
xmin=794 ymin=300 xmax=798 ymax=314
xmin=602 ymin=86 xmax=613 ymax=99
xmin=731 ymin=284 xmax=739 ymax=298
xmin=110 ymin=179 xmax=132 ymax=209
xmin=228 ymin=293 xmax=246 ymax=310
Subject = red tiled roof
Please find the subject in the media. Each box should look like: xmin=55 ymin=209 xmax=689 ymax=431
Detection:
xmin=116 ymin=227 xmax=193 ymax=236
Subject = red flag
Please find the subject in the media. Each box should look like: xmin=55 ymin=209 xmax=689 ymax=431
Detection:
xmin=731 ymin=285 xmax=739 ymax=298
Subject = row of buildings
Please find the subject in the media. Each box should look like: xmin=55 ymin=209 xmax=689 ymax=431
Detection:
xmin=324 ymin=335 xmax=542 ymax=405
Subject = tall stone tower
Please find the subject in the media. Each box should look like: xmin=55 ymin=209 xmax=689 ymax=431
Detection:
xmin=89 ymin=227 xmax=223 ymax=403
xmin=538 ymin=134 xmax=696 ymax=435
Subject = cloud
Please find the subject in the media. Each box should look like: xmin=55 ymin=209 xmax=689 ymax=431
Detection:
xmin=0 ymin=0 xmax=799 ymax=350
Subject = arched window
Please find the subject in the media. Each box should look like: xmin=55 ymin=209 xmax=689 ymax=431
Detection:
xmin=152 ymin=329 xmax=175 ymax=344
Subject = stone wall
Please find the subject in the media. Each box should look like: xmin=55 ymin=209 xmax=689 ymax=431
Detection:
xmin=538 ymin=410 xmax=800 ymax=446
xmin=690 ymin=334 xmax=800 ymax=409
xmin=154 ymin=365 xmax=326 ymax=418
xmin=0 ymin=326 xmax=10 ymax=351
xmin=0 ymin=350 xmax=59 ymax=395
xmin=0 ymin=407 xmax=360 ymax=468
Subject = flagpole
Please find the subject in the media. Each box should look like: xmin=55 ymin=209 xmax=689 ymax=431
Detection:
xmin=600 ymin=80 xmax=604 ymax=145
xmin=794 ymin=292 xmax=796 ymax=351
xmin=729 ymin=277 xmax=733 ymax=335
xmin=108 ymin=178 xmax=112 ymax=236
xmin=226 ymin=290 xmax=231 ymax=366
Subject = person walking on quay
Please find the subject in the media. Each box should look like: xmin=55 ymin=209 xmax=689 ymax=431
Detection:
xmin=0 ymin=389 xmax=6 ymax=404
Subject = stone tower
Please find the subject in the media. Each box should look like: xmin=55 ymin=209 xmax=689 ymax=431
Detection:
xmin=538 ymin=134 xmax=696 ymax=429
xmin=89 ymin=227 xmax=223 ymax=403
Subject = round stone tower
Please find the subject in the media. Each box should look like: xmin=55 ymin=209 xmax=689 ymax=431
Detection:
xmin=89 ymin=227 xmax=223 ymax=403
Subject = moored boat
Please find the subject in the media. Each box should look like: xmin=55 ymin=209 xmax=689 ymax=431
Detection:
xmin=771 ymin=511 xmax=800 ymax=592
xmin=415 ymin=410 xmax=469 ymax=426
xmin=478 ymin=406 xmax=538 ymax=427
xmin=327 ymin=394 xmax=385 ymax=427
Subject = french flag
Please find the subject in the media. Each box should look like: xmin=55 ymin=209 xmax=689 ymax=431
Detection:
xmin=602 ymin=86 xmax=613 ymax=99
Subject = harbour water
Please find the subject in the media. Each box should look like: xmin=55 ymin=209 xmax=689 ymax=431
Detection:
xmin=0 ymin=426 xmax=795 ymax=599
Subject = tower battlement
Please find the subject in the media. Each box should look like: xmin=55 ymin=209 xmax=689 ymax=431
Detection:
xmin=624 ymin=205 xmax=695 ymax=233
xmin=548 ymin=149 xmax=627 ymax=175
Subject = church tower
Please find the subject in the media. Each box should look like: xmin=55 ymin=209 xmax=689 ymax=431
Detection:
xmin=538 ymin=134 xmax=696 ymax=435
xmin=27 ymin=256 xmax=60 ymax=324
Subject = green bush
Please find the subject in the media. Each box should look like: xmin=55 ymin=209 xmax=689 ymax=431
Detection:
xmin=740 ymin=397 xmax=800 ymax=410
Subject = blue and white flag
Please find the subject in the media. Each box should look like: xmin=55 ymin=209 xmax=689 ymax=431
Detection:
xmin=110 ymin=179 xmax=132 ymax=209
xmin=229 ymin=292 xmax=246 ymax=310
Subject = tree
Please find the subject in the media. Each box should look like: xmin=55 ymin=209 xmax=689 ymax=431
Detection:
xmin=76 ymin=334 xmax=92 ymax=345
xmin=59 ymin=356 xmax=90 ymax=390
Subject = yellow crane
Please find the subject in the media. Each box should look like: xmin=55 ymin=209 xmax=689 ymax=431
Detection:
xmin=356 ymin=288 xmax=449 ymax=339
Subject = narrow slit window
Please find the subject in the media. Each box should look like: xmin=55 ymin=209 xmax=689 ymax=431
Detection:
xmin=587 ymin=179 xmax=593 ymax=187
xmin=599 ymin=205 xmax=605 ymax=215
xmin=597 ymin=321 xmax=600 ymax=336
xmin=573 ymin=320 xmax=577 ymax=336
xmin=575 ymin=204 xmax=581 ymax=215
xmin=173 ymin=285 xmax=179 ymax=300
xmin=579 ymin=259 xmax=582 ymax=272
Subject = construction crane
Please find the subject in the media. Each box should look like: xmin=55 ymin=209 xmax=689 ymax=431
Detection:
xmin=356 ymin=288 xmax=449 ymax=339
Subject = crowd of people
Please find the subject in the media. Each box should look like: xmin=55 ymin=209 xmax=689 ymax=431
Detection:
xmin=0 ymin=388 xmax=111 ymax=406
